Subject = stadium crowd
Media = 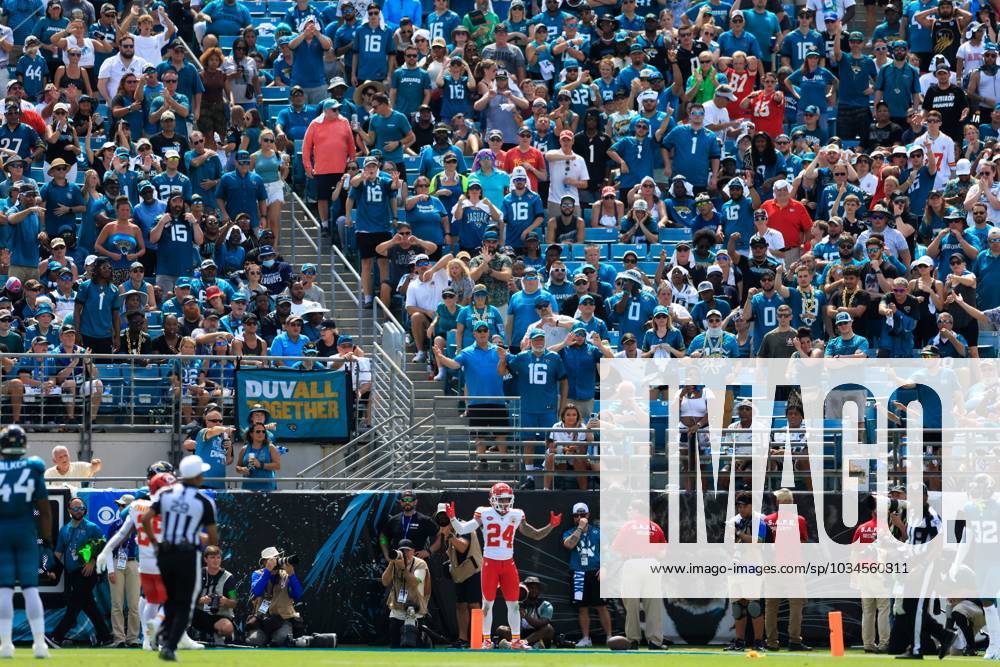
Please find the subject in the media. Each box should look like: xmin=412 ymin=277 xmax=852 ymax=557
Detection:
xmin=0 ymin=0 xmax=999 ymax=656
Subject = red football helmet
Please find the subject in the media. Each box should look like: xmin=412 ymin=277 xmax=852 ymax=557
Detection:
xmin=489 ymin=482 xmax=514 ymax=514
xmin=149 ymin=472 xmax=176 ymax=497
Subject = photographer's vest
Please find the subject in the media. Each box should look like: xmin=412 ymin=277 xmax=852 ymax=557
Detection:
xmin=385 ymin=557 xmax=429 ymax=616
xmin=252 ymin=570 xmax=299 ymax=620
xmin=448 ymin=531 xmax=483 ymax=583
xmin=200 ymin=568 xmax=235 ymax=619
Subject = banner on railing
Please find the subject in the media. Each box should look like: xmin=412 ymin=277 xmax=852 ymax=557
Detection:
xmin=236 ymin=368 xmax=349 ymax=440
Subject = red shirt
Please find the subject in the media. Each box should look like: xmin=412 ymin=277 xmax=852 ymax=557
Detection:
xmin=745 ymin=90 xmax=785 ymax=138
xmin=502 ymin=147 xmax=545 ymax=192
xmin=852 ymin=517 xmax=879 ymax=544
xmin=763 ymin=512 xmax=808 ymax=542
xmin=20 ymin=110 xmax=46 ymax=138
xmin=724 ymin=67 xmax=756 ymax=120
xmin=611 ymin=519 xmax=666 ymax=558
xmin=761 ymin=198 xmax=813 ymax=249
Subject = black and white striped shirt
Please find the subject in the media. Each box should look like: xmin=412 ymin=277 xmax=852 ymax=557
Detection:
xmin=152 ymin=484 xmax=216 ymax=547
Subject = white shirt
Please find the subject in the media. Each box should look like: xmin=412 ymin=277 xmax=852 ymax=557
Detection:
xmin=134 ymin=33 xmax=168 ymax=67
xmin=332 ymin=352 xmax=372 ymax=387
xmin=405 ymin=270 xmax=449 ymax=312
xmin=61 ymin=35 xmax=97 ymax=68
xmin=858 ymin=172 xmax=878 ymax=196
xmin=703 ymin=100 xmax=732 ymax=136
xmin=98 ymin=55 xmax=151 ymax=103
xmin=524 ymin=315 xmax=575 ymax=347
xmin=914 ymin=131 xmax=956 ymax=189
xmin=546 ymin=153 xmax=589 ymax=204
xmin=290 ymin=299 xmax=323 ymax=316
xmin=0 ymin=25 xmax=12 ymax=67
xmin=919 ymin=71 xmax=957 ymax=96
xmin=44 ymin=461 xmax=96 ymax=489
xmin=806 ymin=0 xmax=855 ymax=31
xmin=956 ymin=41 xmax=985 ymax=75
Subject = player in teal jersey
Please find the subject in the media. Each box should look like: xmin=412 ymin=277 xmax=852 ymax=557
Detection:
xmin=0 ymin=425 xmax=52 ymax=659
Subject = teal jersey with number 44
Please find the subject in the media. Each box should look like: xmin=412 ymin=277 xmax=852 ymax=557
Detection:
xmin=0 ymin=457 xmax=47 ymax=523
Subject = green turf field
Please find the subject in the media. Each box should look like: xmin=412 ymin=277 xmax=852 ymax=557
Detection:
xmin=0 ymin=647 xmax=985 ymax=665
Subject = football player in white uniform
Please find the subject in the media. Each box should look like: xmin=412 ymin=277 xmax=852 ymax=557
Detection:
xmin=448 ymin=482 xmax=562 ymax=649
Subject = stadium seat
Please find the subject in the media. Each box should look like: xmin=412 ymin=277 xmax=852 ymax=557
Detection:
xmin=611 ymin=243 xmax=647 ymax=260
xmin=659 ymin=228 xmax=692 ymax=243
xmin=584 ymin=228 xmax=617 ymax=243
xmin=262 ymin=87 xmax=289 ymax=103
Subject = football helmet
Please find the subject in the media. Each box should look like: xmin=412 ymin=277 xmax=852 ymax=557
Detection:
xmin=489 ymin=482 xmax=514 ymax=515
xmin=149 ymin=472 xmax=176 ymax=497
xmin=971 ymin=473 xmax=995 ymax=500
xmin=0 ymin=424 xmax=27 ymax=456
xmin=147 ymin=460 xmax=174 ymax=480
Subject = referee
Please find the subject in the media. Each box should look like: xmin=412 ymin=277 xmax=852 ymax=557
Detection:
xmin=142 ymin=455 xmax=219 ymax=662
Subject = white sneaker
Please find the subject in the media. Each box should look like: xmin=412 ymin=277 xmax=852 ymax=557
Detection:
xmin=32 ymin=642 xmax=49 ymax=659
xmin=178 ymin=633 xmax=203 ymax=650
xmin=145 ymin=619 xmax=161 ymax=651
xmin=412 ymin=351 xmax=427 ymax=363
xmin=575 ymin=637 xmax=593 ymax=648
xmin=986 ymin=645 xmax=1000 ymax=660
xmin=0 ymin=642 xmax=14 ymax=658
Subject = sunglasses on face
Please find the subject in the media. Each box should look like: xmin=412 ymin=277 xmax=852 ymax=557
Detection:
xmin=205 ymin=417 xmax=223 ymax=423
xmin=707 ymin=317 xmax=722 ymax=324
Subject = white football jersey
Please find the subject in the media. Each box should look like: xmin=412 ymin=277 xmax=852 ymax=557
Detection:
xmin=914 ymin=132 xmax=956 ymax=190
xmin=475 ymin=506 xmax=524 ymax=560
xmin=122 ymin=498 xmax=162 ymax=574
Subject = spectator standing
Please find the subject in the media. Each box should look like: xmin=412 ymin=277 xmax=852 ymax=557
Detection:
xmin=215 ymin=150 xmax=267 ymax=231
xmin=73 ymin=256 xmax=121 ymax=353
xmin=235 ymin=422 xmax=281 ymax=491
xmin=433 ymin=321 xmax=509 ymax=468
xmin=187 ymin=408 xmax=235 ymax=489
xmin=51 ymin=497 xmax=114 ymax=646
xmin=346 ymin=156 xmax=400 ymax=307
xmin=289 ymin=19 xmax=333 ymax=105
xmin=544 ymin=130 xmax=589 ymax=219
xmin=96 ymin=35 xmax=149 ymax=106
xmin=303 ymin=99 xmax=357 ymax=234
xmin=352 ymin=4 xmax=395 ymax=87
xmin=6 ymin=184 xmax=44 ymax=283
xmin=43 ymin=444 xmax=101 ymax=490
xmin=499 ymin=328 xmax=567 ymax=475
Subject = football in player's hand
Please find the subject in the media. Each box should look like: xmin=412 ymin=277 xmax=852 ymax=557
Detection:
xmin=607 ymin=636 xmax=632 ymax=651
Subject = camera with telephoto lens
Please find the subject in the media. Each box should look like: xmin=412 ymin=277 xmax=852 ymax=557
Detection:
xmin=209 ymin=594 xmax=221 ymax=614
xmin=276 ymin=554 xmax=299 ymax=566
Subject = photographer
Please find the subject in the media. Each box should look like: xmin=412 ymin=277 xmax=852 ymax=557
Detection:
xmin=429 ymin=503 xmax=482 ymax=648
xmin=519 ymin=577 xmax=556 ymax=649
xmin=190 ymin=545 xmax=237 ymax=643
xmin=380 ymin=539 xmax=430 ymax=648
xmin=246 ymin=546 xmax=303 ymax=647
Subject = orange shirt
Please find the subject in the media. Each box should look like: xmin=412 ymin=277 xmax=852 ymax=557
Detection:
xmin=502 ymin=146 xmax=546 ymax=192
xmin=302 ymin=115 xmax=356 ymax=175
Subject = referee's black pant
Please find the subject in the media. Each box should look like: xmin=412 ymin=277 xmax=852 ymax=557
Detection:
xmin=157 ymin=544 xmax=202 ymax=651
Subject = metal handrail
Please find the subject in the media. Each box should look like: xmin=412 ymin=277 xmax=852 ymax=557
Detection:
xmin=295 ymin=414 xmax=399 ymax=477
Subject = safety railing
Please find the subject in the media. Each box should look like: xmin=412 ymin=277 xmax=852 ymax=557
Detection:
xmin=0 ymin=351 xmax=362 ymax=445
xmin=43 ymin=476 xmax=423 ymax=490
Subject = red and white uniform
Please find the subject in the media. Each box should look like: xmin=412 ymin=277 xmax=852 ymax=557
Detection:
xmin=724 ymin=67 xmax=755 ymax=120
xmin=475 ymin=506 xmax=524 ymax=601
xmin=914 ymin=131 xmax=956 ymax=189
xmin=745 ymin=90 xmax=785 ymax=139
xmin=106 ymin=498 xmax=168 ymax=604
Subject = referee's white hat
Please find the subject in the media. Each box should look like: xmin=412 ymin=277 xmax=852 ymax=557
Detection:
xmin=179 ymin=455 xmax=211 ymax=480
